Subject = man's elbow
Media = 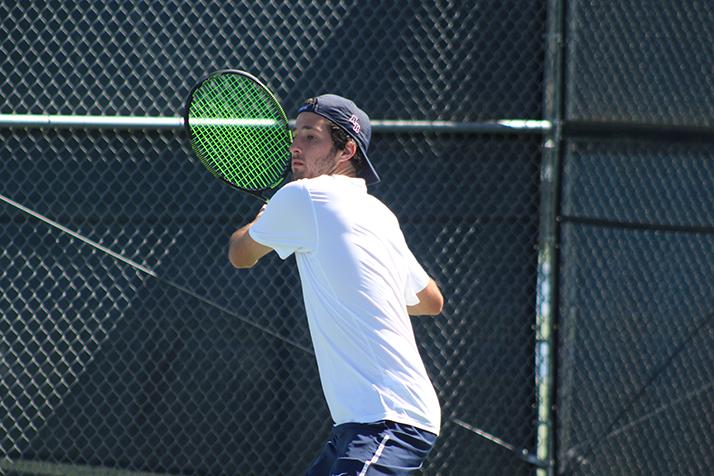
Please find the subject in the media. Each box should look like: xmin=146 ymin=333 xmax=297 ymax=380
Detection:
xmin=228 ymin=227 xmax=261 ymax=269
xmin=409 ymin=293 xmax=444 ymax=317
xmin=434 ymin=294 xmax=445 ymax=315
xmin=420 ymin=280 xmax=444 ymax=316
xmin=228 ymin=246 xmax=257 ymax=269
xmin=228 ymin=252 xmax=257 ymax=269
xmin=424 ymin=294 xmax=444 ymax=316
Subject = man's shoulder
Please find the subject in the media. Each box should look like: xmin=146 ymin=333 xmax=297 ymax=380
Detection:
xmin=277 ymin=176 xmax=329 ymax=194
xmin=264 ymin=180 xmax=313 ymax=215
xmin=280 ymin=178 xmax=311 ymax=191
xmin=277 ymin=176 xmax=373 ymax=210
xmin=305 ymin=175 xmax=368 ymax=194
xmin=272 ymin=178 xmax=310 ymax=199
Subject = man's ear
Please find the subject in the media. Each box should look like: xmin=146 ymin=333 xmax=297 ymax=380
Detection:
xmin=337 ymin=139 xmax=358 ymax=164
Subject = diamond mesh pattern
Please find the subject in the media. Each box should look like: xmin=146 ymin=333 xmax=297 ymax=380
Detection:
xmin=5 ymin=1 xmax=714 ymax=475
xmin=565 ymin=0 xmax=714 ymax=126
xmin=0 ymin=125 xmax=542 ymax=475
xmin=557 ymin=140 xmax=714 ymax=476
xmin=0 ymin=0 xmax=546 ymax=120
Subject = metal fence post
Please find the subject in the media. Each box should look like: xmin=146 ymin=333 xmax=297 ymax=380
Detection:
xmin=535 ymin=0 xmax=566 ymax=474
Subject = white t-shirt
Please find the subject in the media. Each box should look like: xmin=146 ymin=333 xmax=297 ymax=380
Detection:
xmin=249 ymin=175 xmax=441 ymax=434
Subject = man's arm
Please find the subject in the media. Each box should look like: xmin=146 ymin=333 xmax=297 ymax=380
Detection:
xmin=228 ymin=211 xmax=273 ymax=269
xmin=407 ymin=279 xmax=444 ymax=316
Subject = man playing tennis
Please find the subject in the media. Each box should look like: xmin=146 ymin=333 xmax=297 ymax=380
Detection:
xmin=228 ymin=94 xmax=443 ymax=475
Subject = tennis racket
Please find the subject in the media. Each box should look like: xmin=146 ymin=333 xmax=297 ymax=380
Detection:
xmin=184 ymin=70 xmax=292 ymax=202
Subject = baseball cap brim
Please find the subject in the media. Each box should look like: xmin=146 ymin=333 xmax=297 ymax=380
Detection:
xmin=358 ymin=151 xmax=380 ymax=185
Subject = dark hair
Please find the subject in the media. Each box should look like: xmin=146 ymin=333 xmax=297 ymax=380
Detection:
xmin=328 ymin=122 xmax=366 ymax=175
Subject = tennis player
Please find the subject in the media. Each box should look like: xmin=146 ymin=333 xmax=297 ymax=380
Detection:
xmin=228 ymin=94 xmax=443 ymax=475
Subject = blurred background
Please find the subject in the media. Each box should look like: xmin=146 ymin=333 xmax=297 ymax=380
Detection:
xmin=1 ymin=1 xmax=712 ymax=475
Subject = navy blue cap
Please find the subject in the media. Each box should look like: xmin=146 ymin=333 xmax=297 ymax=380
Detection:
xmin=297 ymin=94 xmax=380 ymax=185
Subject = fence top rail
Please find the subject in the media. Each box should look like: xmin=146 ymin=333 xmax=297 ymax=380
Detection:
xmin=0 ymin=114 xmax=551 ymax=134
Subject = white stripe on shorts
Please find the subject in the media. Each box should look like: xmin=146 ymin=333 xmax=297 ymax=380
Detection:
xmin=358 ymin=434 xmax=391 ymax=476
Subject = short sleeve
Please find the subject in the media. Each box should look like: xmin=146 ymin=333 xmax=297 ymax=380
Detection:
xmin=404 ymin=249 xmax=430 ymax=306
xmin=248 ymin=180 xmax=317 ymax=259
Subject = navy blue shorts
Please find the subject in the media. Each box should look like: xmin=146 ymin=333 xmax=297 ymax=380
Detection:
xmin=304 ymin=420 xmax=438 ymax=476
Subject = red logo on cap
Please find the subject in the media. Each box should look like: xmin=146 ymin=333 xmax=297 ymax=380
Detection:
xmin=348 ymin=115 xmax=361 ymax=134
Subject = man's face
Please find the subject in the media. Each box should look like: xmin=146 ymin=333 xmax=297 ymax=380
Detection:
xmin=289 ymin=112 xmax=341 ymax=180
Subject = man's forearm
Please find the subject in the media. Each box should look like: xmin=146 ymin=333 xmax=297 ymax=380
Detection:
xmin=228 ymin=207 xmax=272 ymax=268
xmin=228 ymin=223 xmax=257 ymax=268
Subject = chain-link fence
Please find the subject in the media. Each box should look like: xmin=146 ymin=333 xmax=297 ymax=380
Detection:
xmin=3 ymin=1 xmax=713 ymax=475
xmin=556 ymin=139 xmax=714 ymax=476
xmin=0 ymin=0 xmax=546 ymax=120
xmin=1 ymin=1 xmax=547 ymax=475
xmin=564 ymin=0 xmax=714 ymax=127
xmin=555 ymin=1 xmax=714 ymax=475
xmin=0 ymin=127 xmax=543 ymax=475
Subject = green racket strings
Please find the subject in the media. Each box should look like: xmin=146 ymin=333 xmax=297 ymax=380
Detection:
xmin=188 ymin=74 xmax=291 ymax=190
